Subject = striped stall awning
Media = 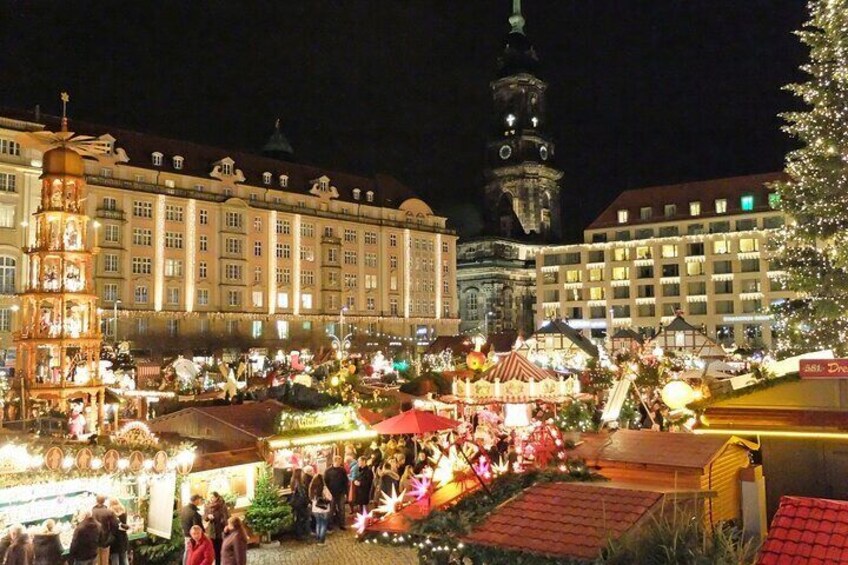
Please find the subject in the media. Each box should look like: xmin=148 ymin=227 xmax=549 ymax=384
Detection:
xmin=478 ymin=351 xmax=551 ymax=383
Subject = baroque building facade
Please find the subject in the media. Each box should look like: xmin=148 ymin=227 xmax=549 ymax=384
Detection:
xmin=0 ymin=109 xmax=459 ymax=361
xmin=457 ymin=1 xmax=563 ymax=336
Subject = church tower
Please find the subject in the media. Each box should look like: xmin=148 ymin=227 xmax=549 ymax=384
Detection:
xmin=484 ymin=0 xmax=563 ymax=241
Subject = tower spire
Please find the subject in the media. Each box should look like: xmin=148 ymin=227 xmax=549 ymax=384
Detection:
xmin=59 ymin=91 xmax=69 ymax=132
xmin=509 ymin=0 xmax=525 ymax=34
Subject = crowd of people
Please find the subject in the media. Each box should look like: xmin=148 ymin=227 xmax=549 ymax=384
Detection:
xmin=179 ymin=492 xmax=248 ymax=565
xmin=0 ymin=495 xmax=129 ymax=565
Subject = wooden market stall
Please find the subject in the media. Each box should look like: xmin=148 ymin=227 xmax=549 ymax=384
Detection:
xmin=647 ymin=315 xmax=726 ymax=358
xmin=570 ymin=430 xmax=752 ymax=525
xmin=519 ymin=319 xmax=599 ymax=369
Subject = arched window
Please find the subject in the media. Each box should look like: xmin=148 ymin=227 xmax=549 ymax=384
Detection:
xmin=0 ymin=256 xmax=15 ymax=293
xmin=263 ymin=172 xmax=272 ymax=185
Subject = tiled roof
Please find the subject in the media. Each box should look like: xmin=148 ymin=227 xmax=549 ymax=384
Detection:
xmin=588 ymin=172 xmax=787 ymax=230
xmin=759 ymin=496 xmax=848 ymax=565
xmin=0 ymin=106 xmax=420 ymax=209
xmin=191 ymin=399 xmax=289 ymax=439
xmin=463 ymin=482 xmax=663 ymax=560
xmin=533 ymin=319 xmax=599 ymax=357
xmin=570 ymin=430 xmax=732 ymax=470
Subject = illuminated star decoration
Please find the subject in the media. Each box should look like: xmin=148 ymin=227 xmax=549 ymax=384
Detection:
xmin=472 ymin=455 xmax=492 ymax=480
xmin=354 ymin=509 xmax=372 ymax=535
xmin=430 ymin=454 xmax=455 ymax=488
xmin=377 ymin=485 xmax=406 ymax=516
xmin=491 ymin=457 xmax=509 ymax=476
xmin=409 ymin=474 xmax=431 ymax=501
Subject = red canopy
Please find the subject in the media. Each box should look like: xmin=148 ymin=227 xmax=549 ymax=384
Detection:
xmin=372 ymin=409 xmax=461 ymax=435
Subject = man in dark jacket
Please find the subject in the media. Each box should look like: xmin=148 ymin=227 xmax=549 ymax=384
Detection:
xmin=4 ymin=525 xmax=33 ymax=565
xmin=324 ymin=455 xmax=349 ymax=531
xmin=353 ymin=455 xmax=374 ymax=514
xmin=69 ymin=514 xmax=101 ymax=565
xmin=92 ymin=495 xmax=118 ymax=565
xmin=180 ymin=494 xmax=204 ymax=565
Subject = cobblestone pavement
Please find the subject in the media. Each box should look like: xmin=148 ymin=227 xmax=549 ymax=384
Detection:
xmin=247 ymin=530 xmax=418 ymax=565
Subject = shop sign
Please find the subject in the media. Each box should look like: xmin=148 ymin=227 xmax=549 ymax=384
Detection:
xmin=76 ymin=447 xmax=94 ymax=470
xmin=800 ymin=359 xmax=848 ymax=378
xmin=129 ymin=450 xmax=145 ymax=472
xmin=153 ymin=451 xmax=168 ymax=473
xmin=44 ymin=447 xmax=64 ymax=471
xmin=103 ymin=449 xmax=120 ymax=473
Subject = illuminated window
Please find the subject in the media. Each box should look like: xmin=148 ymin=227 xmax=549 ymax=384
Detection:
xmin=640 ymin=207 xmax=652 ymax=220
xmin=617 ymin=210 xmax=629 ymax=224
xmin=739 ymin=238 xmax=760 ymax=253
xmin=715 ymin=199 xmax=727 ymax=214
xmin=713 ymin=240 xmax=731 ymax=254
xmin=277 ymin=292 xmax=289 ymax=308
xmin=740 ymin=194 xmax=754 ymax=211
xmin=589 ymin=287 xmax=605 ymax=300
xmin=301 ymin=293 xmax=313 ymax=309
xmin=366 ymin=191 xmax=374 ymax=203
xmin=689 ymin=201 xmax=701 ymax=216
xmin=252 ymin=292 xmax=263 ymax=308
xmin=661 ymin=244 xmax=678 ymax=258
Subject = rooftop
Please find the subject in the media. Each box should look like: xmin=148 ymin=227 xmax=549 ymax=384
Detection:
xmin=463 ymin=482 xmax=664 ymax=560
xmin=759 ymin=496 xmax=848 ymax=565
xmin=570 ymin=430 xmax=736 ymax=470
xmin=588 ymin=172 xmax=787 ymax=230
xmin=150 ymin=399 xmax=289 ymax=442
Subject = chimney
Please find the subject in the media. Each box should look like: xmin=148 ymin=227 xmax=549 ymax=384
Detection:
xmin=34 ymin=104 xmax=41 ymax=122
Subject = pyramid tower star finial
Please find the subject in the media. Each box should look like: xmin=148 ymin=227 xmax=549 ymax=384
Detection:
xmin=60 ymin=91 xmax=70 ymax=132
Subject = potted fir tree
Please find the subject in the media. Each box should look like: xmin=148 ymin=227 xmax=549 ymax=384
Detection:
xmin=245 ymin=465 xmax=293 ymax=545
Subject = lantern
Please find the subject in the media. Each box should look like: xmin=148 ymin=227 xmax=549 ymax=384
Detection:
xmin=661 ymin=380 xmax=695 ymax=410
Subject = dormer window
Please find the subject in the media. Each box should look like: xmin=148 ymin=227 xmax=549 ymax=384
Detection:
xmin=221 ymin=162 xmax=233 ymax=175
xmin=173 ymin=156 xmax=184 ymax=170
xmin=366 ymin=191 xmax=374 ymax=203
xmin=531 ymin=116 xmax=539 ymax=128
xmin=353 ymin=188 xmax=361 ymax=200
xmin=263 ymin=172 xmax=272 ymax=185
xmin=319 ymin=177 xmax=329 ymax=190
xmin=505 ymin=114 xmax=516 ymax=127
xmin=279 ymin=175 xmax=288 ymax=188
xmin=152 ymin=152 xmax=163 ymax=167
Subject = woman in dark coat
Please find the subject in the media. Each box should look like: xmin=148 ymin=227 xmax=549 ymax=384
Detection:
xmin=378 ymin=462 xmax=399 ymax=498
xmin=353 ymin=456 xmax=374 ymax=513
xmin=288 ymin=469 xmax=310 ymax=541
xmin=220 ymin=516 xmax=247 ymax=565
xmin=205 ymin=492 xmax=229 ymax=564
xmin=33 ymin=520 xmax=63 ymax=565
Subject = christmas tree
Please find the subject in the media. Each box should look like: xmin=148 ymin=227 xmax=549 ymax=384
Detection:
xmin=772 ymin=0 xmax=848 ymax=357
xmin=245 ymin=465 xmax=293 ymax=542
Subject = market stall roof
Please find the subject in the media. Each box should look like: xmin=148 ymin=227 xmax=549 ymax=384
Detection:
xmin=611 ymin=328 xmax=644 ymax=344
xmin=371 ymin=409 xmax=461 ymax=435
xmin=193 ymin=447 xmax=263 ymax=473
xmin=697 ymin=377 xmax=848 ymax=436
xmin=426 ymin=332 xmax=518 ymax=356
xmin=462 ymin=482 xmax=666 ymax=561
xmin=149 ymin=400 xmax=290 ymax=448
xmin=758 ymin=496 xmax=848 ymax=565
xmin=532 ymin=319 xmax=599 ymax=357
xmin=648 ymin=315 xmax=726 ymax=358
xmin=570 ymin=430 xmax=744 ymax=471
xmin=478 ymin=351 xmax=552 ymax=383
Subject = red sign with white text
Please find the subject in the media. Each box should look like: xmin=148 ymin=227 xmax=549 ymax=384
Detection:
xmin=799 ymin=359 xmax=848 ymax=378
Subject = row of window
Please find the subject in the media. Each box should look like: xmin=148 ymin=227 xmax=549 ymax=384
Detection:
xmin=550 ymin=277 xmax=776 ymax=302
xmin=616 ymin=193 xmax=780 ymax=224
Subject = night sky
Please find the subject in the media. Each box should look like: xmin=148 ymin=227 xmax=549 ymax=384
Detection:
xmin=0 ymin=1 xmax=807 ymax=241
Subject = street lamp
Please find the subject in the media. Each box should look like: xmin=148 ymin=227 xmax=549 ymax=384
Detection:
xmin=329 ymin=306 xmax=352 ymax=360
xmin=113 ymin=299 xmax=122 ymax=343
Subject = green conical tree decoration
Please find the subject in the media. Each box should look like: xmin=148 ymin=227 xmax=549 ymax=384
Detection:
xmin=245 ymin=465 xmax=293 ymax=541
xmin=772 ymin=0 xmax=848 ymax=357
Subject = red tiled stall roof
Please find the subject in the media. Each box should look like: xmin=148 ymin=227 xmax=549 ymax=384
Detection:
xmin=0 ymin=106 xmax=421 ymax=209
xmin=588 ymin=172 xmax=787 ymax=230
xmin=463 ymin=482 xmax=663 ymax=561
xmin=759 ymin=496 xmax=848 ymax=565
xmin=570 ymin=430 xmax=732 ymax=471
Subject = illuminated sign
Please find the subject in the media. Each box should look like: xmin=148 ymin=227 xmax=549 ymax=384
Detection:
xmin=721 ymin=315 xmax=774 ymax=323
xmin=799 ymin=359 xmax=848 ymax=379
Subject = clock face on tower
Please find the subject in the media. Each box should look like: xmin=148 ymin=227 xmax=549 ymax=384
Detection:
xmin=499 ymin=145 xmax=512 ymax=160
xmin=539 ymin=145 xmax=549 ymax=161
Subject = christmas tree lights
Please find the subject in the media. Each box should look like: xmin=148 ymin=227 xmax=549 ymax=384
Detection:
xmin=772 ymin=0 xmax=848 ymax=357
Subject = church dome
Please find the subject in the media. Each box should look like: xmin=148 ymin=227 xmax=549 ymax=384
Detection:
xmin=498 ymin=31 xmax=540 ymax=78
xmin=41 ymin=146 xmax=85 ymax=177
xmin=262 ymin=119 xmax=294 ymax=161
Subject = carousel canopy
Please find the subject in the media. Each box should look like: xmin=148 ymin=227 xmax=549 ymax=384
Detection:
xmin=372 ymin=409 xmax=461 ymax=435
xmin=479 ymin=351 xmax=553 ymax=383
